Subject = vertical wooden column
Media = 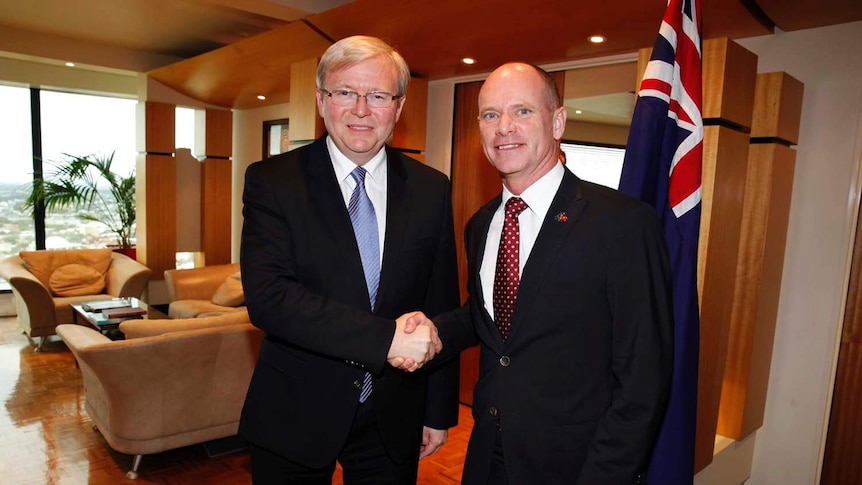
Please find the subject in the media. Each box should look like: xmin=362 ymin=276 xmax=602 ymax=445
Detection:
xmin=289 ymin=57 xmax=325 ymax=147
xmin=718 ymin=72 xmax=803 ymax=439
xmin=694 ymin=38 xmax=759 ymax=472
xmin=136 ymin=101 xmax=176 ymax=288
xmin=199 ymin=108 xmax=233 ymax=265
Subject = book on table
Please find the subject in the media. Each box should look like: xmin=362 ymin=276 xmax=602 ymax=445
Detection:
xmin=82 ymin=298 xmax=131 ymax=312
xmin=101 ymin=306 xmax=148 ymax=319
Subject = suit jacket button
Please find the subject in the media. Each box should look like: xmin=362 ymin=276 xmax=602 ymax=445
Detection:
xmin=499 ymin=355 xmax=511 ymax=367
xmin=353 ymin=379 xmax=362 ymax=389
xmin=489 ymin=406 xmax=498 ymax=417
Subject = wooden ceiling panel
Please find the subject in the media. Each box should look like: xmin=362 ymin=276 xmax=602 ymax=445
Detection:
xmin=756 ymin=0 xmax=862 ymax=32
xmin=307 ymin=0 xmax=772 ymax=80
xmin=147 ymin=20 xmax=332 ymax=108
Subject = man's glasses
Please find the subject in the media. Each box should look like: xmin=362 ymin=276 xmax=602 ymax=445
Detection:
xmin=320 ymin=89 xmax=402 ymax=108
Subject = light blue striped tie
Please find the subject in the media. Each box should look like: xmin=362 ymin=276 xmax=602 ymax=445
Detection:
xmin=348 ymin=166 xmax=379 ymax=403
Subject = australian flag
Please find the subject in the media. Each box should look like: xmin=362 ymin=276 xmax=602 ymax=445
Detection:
xmin=618 ymin=0 xmax=702 ymax=483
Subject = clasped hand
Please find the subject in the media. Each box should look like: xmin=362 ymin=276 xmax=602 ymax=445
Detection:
xmin=387 ymin=311 xmax=440 ymax=372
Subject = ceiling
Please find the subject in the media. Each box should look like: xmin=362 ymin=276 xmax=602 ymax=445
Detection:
xmin=1 ymin=0 xmax=861 ymax=109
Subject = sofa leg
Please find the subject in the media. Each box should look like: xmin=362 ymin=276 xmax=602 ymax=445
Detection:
xmin=34 ymin=337 xmax=45 ymax=352
xmin=126 ymin=454 xmax=142 ymax=479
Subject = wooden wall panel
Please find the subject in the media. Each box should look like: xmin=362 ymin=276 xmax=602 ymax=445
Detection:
xmin=695 ymin=125 xmax=750 ymax=471
xmin=718 ymin=143 xmax=796 ymax=439
xmin=199 ymin=108 xmax=232 ymax=158
xmin=391 ymin=77 xmax=428 ymax=152
xmin=198 ymin=107 xmax=233 ymax=265
xmin=702 ymin=38 xmax=758 ymax=130
xmin=452 ymin=80 xmax=495 ymax=405
xmin=822 ymin=197 xmax=862 ymax=483
xmin=201 ymin=158 xmax=232 ymax=265
xmin=136 ymin=153 xmax=177 ymax=278
xmin=289 ymin=57 xmax=325 ymax=143
xmin=136 ymin=101 xmax=175 ymax=154
xmin=135 ymin=101 xmax=177 ymax=289
xmin=750 ymin=72 xmax=804 ymax=143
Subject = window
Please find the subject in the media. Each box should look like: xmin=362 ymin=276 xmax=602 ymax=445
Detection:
xmin=0 ymin=85 xmax=35 ymax=255
xmin=561 ymin=141 xmax=626 ymax=190
xmin=39 ymin=91 xmax=136 ymax=249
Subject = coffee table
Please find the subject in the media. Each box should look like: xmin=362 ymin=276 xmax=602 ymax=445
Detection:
xmin=70 ymin=297 xmax=169 ymax=336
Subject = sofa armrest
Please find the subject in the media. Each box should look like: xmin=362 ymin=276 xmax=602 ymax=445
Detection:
xmin=0 ymin=256 xmax=56 ymax=328
xmin=120 ymin=309 xmax=250 ymax=339
xmin=164 ymin=263 xmax=240 ymax=302
xmin=56 ymin=323 xmax=114 ymax=348
xmin=105 ymin=253 xmax=152 ymax=298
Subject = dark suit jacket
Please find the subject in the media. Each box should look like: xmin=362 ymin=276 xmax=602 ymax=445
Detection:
xmin=238 ymin=136 xmax=460 ymax=468
xmin=437 ymin=170 xmax=673 ymax=484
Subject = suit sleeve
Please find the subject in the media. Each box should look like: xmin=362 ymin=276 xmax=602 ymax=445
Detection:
xmin=240 ymin=160 xmax=396 ymax=374
xmin=421 ymin=179 xmax=462 ymax=430
xmin=576 ymin=204 xmax=674 ymax=483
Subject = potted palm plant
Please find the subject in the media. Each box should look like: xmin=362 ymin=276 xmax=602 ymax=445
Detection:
xmin=23 ymin=152 xmax=136 ymax=256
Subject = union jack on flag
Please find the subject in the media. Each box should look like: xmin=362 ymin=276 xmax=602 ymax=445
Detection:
xmin=618 ymin=0 xmax=702 ymax=483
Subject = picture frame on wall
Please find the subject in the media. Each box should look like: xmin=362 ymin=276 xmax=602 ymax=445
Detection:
xmin=263 ymin=118 xmax=290 ymax=158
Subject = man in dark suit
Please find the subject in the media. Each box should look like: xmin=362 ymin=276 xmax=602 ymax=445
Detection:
xmin=409 ymin=62 xmax=674 ymax=484
xmin=239 ymin=35 xmax=460 ymax=484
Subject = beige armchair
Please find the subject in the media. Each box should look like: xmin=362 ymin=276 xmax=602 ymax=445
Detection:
xmin=0 ymin=248 xmax=152 ymax=350
xmin=57 ymin=317 xmax=261 ymax=479
xmin=164 ymin=263 xmax=245 ymax=318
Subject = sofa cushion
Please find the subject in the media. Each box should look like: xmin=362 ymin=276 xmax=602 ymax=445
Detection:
xmin=211 ymin=272 xmax=244 ymax=307
xmin=20 ymin=248 xmax=113 ymax=290
xmin=48 ymin=263 xmax=106 ymax=296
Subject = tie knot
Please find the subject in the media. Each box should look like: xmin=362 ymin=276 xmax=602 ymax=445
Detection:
xmin=506 ymin=197 xmax=528 ymax=217
xmin=350 ymin=166 xmax=368 ymax=184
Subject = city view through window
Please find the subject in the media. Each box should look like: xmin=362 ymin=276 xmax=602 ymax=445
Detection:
xmin=0 ymin=86 xmax=195 ymax=263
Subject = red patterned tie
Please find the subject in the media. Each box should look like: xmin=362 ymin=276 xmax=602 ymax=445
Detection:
xmin=493 ymin=197 xmax=528 ymax=340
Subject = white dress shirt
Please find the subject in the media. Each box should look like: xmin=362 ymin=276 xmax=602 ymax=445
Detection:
xmin=327 ymin=136 xmax=387 ymax=266
xmin=480 ymin=162 xmax=566 ymax=320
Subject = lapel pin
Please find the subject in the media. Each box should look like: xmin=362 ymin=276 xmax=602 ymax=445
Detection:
xmin=554 ymin=212 xmax=568 ymax=223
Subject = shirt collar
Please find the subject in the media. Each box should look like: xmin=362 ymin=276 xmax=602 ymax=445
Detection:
xmin=327 ymin=136 xmax=387 ymax=184
xmin=501 ymin=162 xmax=565 ymax=218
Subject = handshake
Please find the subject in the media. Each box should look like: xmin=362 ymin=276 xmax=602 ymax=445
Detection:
xmin=387 ymin=311 xmax=440 ymax=372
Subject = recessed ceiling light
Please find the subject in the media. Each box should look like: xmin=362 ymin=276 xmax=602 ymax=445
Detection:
xmin=65 ymin=62 xmax=75 ymax=67
xmin=461 ymin=57 xmax=476 ymax=65
xmin=575 ymin=109 xmax=583 ymax=114
xmin=257 ymin=95 xmax=266 ymax=100
xmin=588 ymin=35 xmax=606 ymax=44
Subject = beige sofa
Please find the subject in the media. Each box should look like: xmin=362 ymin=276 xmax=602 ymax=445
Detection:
xmin=0 ymin=248 xmax=152 ymax=349
xmin=164 ymin=263 xmax=245 ymax=318
xmin=56 ymin=309 xmax=260 ymax=479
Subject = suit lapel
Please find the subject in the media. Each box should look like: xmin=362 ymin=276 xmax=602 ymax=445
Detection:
xmin=470 ymin=195 xmax=505 ymax=347
xmin=303 ymin=137 xmax=371 ymax=309
xmin=507 ymin=171 xmax=586 ymax=343
xmin=375 ymin=149 xmax=408 ymax=313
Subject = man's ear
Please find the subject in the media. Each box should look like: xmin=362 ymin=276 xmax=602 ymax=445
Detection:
xmin=316 ymin=89 xmax=325 ymax=117
xmin=394 ymin=95 xmax=406 ymax=123
xmin=552 ymin=106 xmax=567 ymax=139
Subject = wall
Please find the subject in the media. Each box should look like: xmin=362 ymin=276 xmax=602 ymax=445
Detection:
xmin=736 ymin=21 xmax=862 ymax=484
xmin=231 ymin=102 xmax=290 ymax=262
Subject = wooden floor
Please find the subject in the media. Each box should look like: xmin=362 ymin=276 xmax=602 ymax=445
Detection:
xmin=0 ymin=312 xmax=472 ymax=484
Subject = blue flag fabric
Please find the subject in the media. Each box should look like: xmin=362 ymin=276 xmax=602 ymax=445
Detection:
xmin=618 ymin=0 xmax=703 ymax=483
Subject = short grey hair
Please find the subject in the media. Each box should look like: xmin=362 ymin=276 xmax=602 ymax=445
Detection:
xmin=317 ymin=35 xmax=411 ymax=96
